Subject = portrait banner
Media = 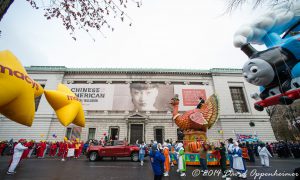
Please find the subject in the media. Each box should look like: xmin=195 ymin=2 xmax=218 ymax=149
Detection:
xmin=66 ymin=83 xmax=175 ymax=111
xmin=113 ymin=84 xmax=174 ymax=111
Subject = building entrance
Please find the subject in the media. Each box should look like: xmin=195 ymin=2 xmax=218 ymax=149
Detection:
xmin=130 ymin=124 xmax=143 ymax=144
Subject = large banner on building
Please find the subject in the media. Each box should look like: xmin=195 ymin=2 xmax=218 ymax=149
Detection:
xmin=235 ymin=134 xmax=259 ymax=142
xmin=66 ymin=83 xmax=174 ymax=111
xmin=66 ymin=84 xmax=114 ymax=110
xmin=174 ymin=85 xmax=214 ymax=111
xmin=66 ymin=83 xmax=215 ymax=111
xmin=113 ymin=84 xmax=174 ymax=111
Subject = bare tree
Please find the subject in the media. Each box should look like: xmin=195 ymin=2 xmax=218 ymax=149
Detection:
xmin=225 ymin=0 xmax=296 ymax=13
xmin=268 ymin=101 xmax=300 ymax=141
xmin=0 ymin=0 xmax=142 ymax=40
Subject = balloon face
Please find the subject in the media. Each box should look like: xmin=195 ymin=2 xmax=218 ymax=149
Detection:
xmin=242 ymin=58 xmax=275 ymax=86
xmin=44 ymin=83 xmax=85 ymax=127
xmin=0 ymin=50 xmax=44 ymax=126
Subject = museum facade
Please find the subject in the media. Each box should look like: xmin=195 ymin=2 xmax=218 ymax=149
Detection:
xmin=0 ymin=66 xmax=277 ymax=143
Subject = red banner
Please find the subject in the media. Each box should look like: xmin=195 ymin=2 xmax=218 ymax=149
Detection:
xmin=182 ymin=89 xmax=206 ymax=106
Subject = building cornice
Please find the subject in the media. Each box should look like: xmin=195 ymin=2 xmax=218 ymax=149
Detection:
xmin=25 ymin=66 xmax=242 ymax=76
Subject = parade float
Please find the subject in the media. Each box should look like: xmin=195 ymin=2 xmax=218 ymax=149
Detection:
xmin=233 ymin=2 xmax=300 ymax=112
xmin=170 ymin=94 xmax=225 ymax=166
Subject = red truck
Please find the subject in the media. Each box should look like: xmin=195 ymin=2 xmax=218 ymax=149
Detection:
xmin=86 ymin=140 xmax=148 ymax=162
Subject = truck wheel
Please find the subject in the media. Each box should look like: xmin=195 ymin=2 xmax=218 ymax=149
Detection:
xmin=254 ymin=104 xmax=264 ymax=111
xmin=89 ymin=152 xmax=98 ymax=162
xmin=131 ymin=152 xmax=139 ymax=162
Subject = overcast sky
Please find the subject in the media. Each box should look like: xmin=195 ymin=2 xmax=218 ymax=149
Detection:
xmin=0 ymin=0 xmax=265 ymax=69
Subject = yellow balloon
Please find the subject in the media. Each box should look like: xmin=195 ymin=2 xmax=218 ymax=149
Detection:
xmin=64 ymin=136 xmax=68 ymax=141
xmin=44 ymin=83 xmax=85 ymax=127
xmin=0 ymin=50 xmax=44 ymax=126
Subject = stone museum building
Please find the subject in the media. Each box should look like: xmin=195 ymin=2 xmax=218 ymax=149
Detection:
xmin=0 ymin=66 xmax=277 ymax=143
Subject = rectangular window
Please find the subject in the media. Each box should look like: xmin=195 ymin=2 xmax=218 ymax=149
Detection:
xmin=35 ymin=84 xmax=45 ymax=111
xmin=155 ymin=128 xmax=163 ymax=144
xmin=88 ymin=128 xmax=96 ymax=140
xmin=109 ymin=127 xmax=119 ymax=140
xmin=230 ymin=87 xmax=249 ymax=113
xmin=65 ymin=127 xmax=72 ymax=140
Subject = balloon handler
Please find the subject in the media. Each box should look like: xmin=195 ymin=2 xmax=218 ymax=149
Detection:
xmin=7 ymin=139 xmax=28 ymax=175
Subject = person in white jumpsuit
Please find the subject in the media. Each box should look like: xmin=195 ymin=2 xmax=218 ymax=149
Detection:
xmin=258 ymin=143 xmax=272 ymax=167
xmin=7 ymin=139 xmax=28 ymax=175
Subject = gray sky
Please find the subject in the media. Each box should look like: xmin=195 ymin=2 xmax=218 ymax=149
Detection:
xmin=0 ymin=0 xmax=265 ymax=69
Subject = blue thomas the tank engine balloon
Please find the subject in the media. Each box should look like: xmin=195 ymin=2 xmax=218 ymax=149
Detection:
xmin=241 ymin=22 xmax=300 ymax=111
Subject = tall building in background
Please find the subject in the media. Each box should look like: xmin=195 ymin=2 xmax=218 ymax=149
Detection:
xmin=0 ymin=67 xmax=277 ymax=143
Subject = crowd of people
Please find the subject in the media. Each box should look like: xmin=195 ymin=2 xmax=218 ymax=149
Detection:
xmin=0 ymin=138 xmax=88 ymax=175
xmin=143 ymin=138 xmax=300 ymax=180
xmin=1 ymin=137 xmax=299 ymax=178
xmin=0 ymin=139 xmax=87 ymax=159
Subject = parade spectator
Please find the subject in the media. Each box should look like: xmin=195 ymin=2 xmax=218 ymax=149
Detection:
xmin=60 ymin=139 xmax=68 ymax=161
xmin=173 ymin=141 xmax=180 ymax=170
xmin=83 ymin=141 xmax=89 ymax=155
xmin=266 ymin=142 xmax=274 ymax=157
xmin=241 ymin=143 xmax=250 ymax=160
xmin=227 ymin=138 xmax=234 ymax=172
xmin=28 ymin=140 xmax=35 ymax=158
xmin=216 ymin=142 xmax=228 ymax=179
xmin=232 ymin=142 xmax=247 ymax=179
xmin=36 ymin=141 xmax=42 ymax=158
xmin=284 ymin=142 xmax=292 ymax=158
xmin=21 ymin=140 xmax=33 ymax=160
xmin=0 ymin=141 xmax=6 ymax=156
xmin=247 ymin=142 xmax=255 ymax=162
xmin=199 ymin=142 xmax=209 ymax=173
xmin=253 ymin=142 xmax=259 ymax=157
xmin=162 ymin=142 xmax=170 ymax=176
xmin=170 ymin=141 xmax=177 ymax=167
xmin=150 ymin=145 xmax=165 ymax=180
xmin=177 ymin=142 xmax=186 ymax=177
xmin=196 ymin=96 xmax=205 ymax=109
xmin=136 ymin=140 xmax=147 ymax=166
xmin=271 ymin=142 xmax=276 ymax=155
xmin=79 ymin=141 xmax=84 ymax=156
xmin=7 ymin=139 xmax=28 ymax=175
xmin=37 ymin=140 xmax=47 ymax=158
xmin=41 ymin=141 xmax=47 ymax=158
xmin=258 ymin=143 xmax=272 ymax=167
xmin=49 ymin=141 xmax=58 ymax=157
xmin=74 ymin=139 xmax=81 ymax=159
xmin=294 ymin=167 xmax=300 ymax=180
xmin=291 ymin=142 xmax=300 ymax=158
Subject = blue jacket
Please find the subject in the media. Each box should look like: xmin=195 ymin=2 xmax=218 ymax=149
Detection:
xmin=149 ymin=150 xmax=165 ymax=175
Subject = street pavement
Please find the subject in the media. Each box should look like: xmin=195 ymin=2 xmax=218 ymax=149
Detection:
xmin=0 ymin=156 xmax=299 ymax=180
